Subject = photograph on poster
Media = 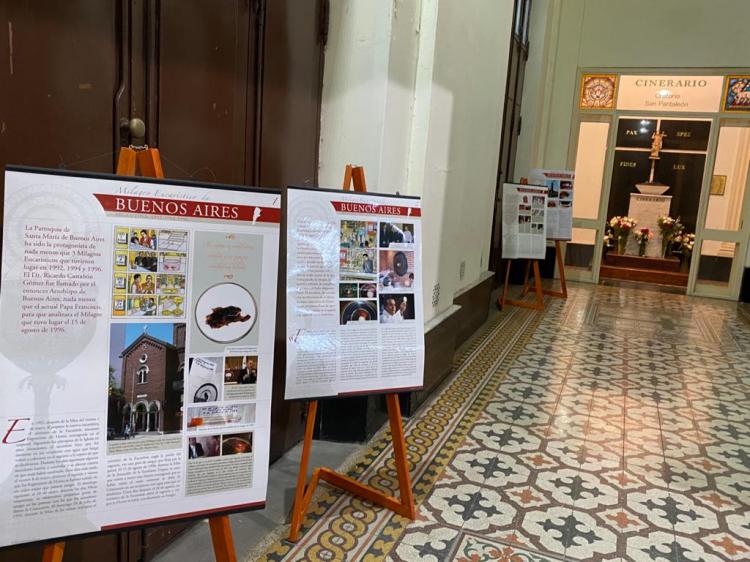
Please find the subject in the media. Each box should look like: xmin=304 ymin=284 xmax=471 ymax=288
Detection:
xmin=127 ymin=295 xmax=158 ymax=316
xmin=339 ymin=283 xmax=358 ymax=298
xmin=188 ymin=356 xmax=224 ymax=403
xmin=158 ymin=229 xmax=189 ymax=252
xmin=187 ymin=434 xmax=221 ymax=459
xmin=340 ymin=247 xmax=377 ymax=281
xmin=224 ymin=355 xmax=258 ymax=385
xmin=340 ymin=220 xmax=377 ymax=249
xmin=378 ymin=250 xmax=415 ymax=290
xmin=159 ymin=252 xmax=188 ymax=274
xmin=189 ymin=232 xmax=264 ymax=353
xmin=187 ymin=403 xmax=256 ymax=431
xmin=359 ymin=283 xmax=377 ymax=298
xmin=222 ymin=432 xmax=253 ymax=455
xmin=128 ymin=228 xmax=158 ymax=250
xmin=129 ymin=250 xmax=158 ymax=272
xmin=379 ymin=222 xmax=415 ymax=247
xmin=107 ymin=323 xmax=185 ymax=441
xmin=339 ymin=300 xmax=378 ymax=324
xmin=379 ymin=293 xmax=415 ymax=323
xmin=157 ymin=274 xmax=186 ymax=295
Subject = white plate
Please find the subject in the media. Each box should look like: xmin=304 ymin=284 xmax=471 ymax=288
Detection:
xmin=195 ymin=283 xmax=257 ymax=344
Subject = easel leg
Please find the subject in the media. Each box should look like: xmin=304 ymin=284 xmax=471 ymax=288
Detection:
xmin=499 ymin=260 xmax=511 ymax=308
xmin=116 ymin=147 xmax=137 ymax=176
xmin=385 ymin=394 xmax=416 ymax=519
xmin=556 ymin=240 xmax=568 ymax=298
xmin=289 ymin=400 xmax=319 ymax=542
xmin=532 ymin=261 xmax=544 ymax=310
xmin=41 ymin=542 xmax=65 ymax=562
xmin=137 ymin=148 xmax=165 ymax=178
xmin=521 ymin=260 xmax=532 ymax=297
xmin=208 ymin=516 xmax=237 ymax=562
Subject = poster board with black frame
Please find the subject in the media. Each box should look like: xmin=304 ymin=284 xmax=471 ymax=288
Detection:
xmin=284 ymin=185 xmax=425 ymax=400
xmin=0 ymin=163 xmax=280 ymax=551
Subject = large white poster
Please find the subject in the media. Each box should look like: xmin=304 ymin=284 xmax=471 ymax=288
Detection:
xmin=285 ymin=186 xmax=424 ymax=400
xmin=501 ymin=183 xmax=547 ymax=260
xmin=529 ymin=169 xmax=575 ymax=241
xmin=0 ymin=168 xmax=280 ymax=548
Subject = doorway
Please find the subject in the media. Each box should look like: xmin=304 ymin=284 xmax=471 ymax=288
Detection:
xmin=567 ymin=70 xmax=750 ymax=301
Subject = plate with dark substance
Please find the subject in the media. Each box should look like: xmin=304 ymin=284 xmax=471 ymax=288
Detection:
xmin=195 ymin=282 xmax=257 ymax=343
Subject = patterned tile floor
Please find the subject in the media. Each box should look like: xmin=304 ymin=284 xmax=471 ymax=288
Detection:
xmin=392 ymin=285 xmax=750 ymax=562
xmin=259 ymin=284 xmax=750 ymax=561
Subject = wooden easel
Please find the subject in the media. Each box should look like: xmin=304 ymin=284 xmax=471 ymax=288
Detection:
xmin=520 ymin=239 xmax=568 ymax=299
xmin=500 ymin=258 xmax=545 ymax=311
xmin=41 ymin=146 xmax=238 ymax=562
xmin=288 ymin=165 xmax=416 ymax=543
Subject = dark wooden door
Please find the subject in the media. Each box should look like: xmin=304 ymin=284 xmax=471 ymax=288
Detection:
xmin=0 ymin=1 xmax=325 ymax=561
xmin=0 ymin=1 xmax=120 ymax=177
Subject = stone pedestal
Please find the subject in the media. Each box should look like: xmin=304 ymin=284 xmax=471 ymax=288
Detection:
xmin=627 ymin=194 xmax=672 ymax=257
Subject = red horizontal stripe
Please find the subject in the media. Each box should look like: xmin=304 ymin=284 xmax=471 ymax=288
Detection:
xmin=94 ymin=194 xmax=280 ymax=223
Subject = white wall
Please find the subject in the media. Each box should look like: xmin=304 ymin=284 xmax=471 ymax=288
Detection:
xmin=516 ymin=0 xmax=750 ymax=177
xmin=318 ymin=0 xmax=514 ymax=321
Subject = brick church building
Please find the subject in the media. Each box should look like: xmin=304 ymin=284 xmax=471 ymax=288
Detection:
xmin=117 ymin=324 xmax=185 ymax=435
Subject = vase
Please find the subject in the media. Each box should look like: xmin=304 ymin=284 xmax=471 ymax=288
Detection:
xmin=617 ymin=237 xmax=627 ymax=255
xmin=680 ymin=255 xmax=690 ymax=273
xmin=638 ymin=244 xmax=646 ymax=257
xmin=661 ymin=237 xmax=671 ymax=258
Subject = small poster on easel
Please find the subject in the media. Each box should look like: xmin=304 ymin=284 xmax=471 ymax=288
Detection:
xmin=529 ymin=169 xmax=575 ymax=241
xmin=285 ymin=186 xmax=425 ymax=400
xmin=501 ymin=183 xmax=548 ymax=260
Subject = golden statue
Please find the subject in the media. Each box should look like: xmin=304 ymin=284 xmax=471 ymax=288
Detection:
xmin=650 ymin=130 xmax=667 ymax=159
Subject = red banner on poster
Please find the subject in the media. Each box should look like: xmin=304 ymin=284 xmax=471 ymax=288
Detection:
xmin=94 ymin=194 xmax=281 ymax=223
xmin=330 ymin=201 xmax=421 ymax=217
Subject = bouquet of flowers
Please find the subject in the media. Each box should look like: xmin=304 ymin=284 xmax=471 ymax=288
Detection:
xmin=673 ymin=232 xmax=695 ymax=272
xmin=608 ymin=216 xmax=637 ymax=255
xmin=656 ymin=215 xmax=684 ymax=257
xmin=633 ymin=227 xmax=653 ymax=257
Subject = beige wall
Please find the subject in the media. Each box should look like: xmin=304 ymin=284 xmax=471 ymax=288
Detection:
xmin=516 ymin=0 xmax=750 ymax=178
xmin=319 ymin=0 xmax=513 ymax=321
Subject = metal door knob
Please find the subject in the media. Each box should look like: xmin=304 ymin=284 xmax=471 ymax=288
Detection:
xmin=128 ymin=118 xmax=146 ymax=138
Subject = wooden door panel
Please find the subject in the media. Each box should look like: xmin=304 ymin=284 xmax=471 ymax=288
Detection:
xmin=157 ymin=0 xmax=253 ymax=184
xmin=0 ymin=1 xmax=119 ymax=175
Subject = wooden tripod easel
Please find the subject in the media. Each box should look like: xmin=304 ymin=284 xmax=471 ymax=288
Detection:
xmin=41 ymin=146 xmax=238 ymax=562
xmin=288 ymin=165 xmax=417 ymax=543
xmin=499 ymin=240 xmax=568 ymax=311
xmin=520 ymin=239 xmax=568 ymax=299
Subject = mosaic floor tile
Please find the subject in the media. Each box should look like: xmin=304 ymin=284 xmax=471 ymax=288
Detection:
xmin=258 ymin=284 xmax=750 ymax=562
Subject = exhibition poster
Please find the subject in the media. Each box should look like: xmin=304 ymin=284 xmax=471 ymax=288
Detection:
xmin=0 ymin=167 xmax=280 ymax=548
xmin=529 ymin=169 xmax=575 ymax=241
xmin=285 ymin=186 xmax=425 ymax=400
xmin=501 ymin=183 xmax=548 ymax=260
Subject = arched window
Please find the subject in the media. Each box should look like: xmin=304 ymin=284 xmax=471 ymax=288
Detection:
xmin=137 ymin=365 xmax=149 ymax=384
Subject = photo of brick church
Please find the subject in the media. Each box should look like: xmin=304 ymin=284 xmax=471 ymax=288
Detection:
xmin=108 ymin=322 xmax=185 ymax=439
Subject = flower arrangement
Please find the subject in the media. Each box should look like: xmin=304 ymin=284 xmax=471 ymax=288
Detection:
xmin=673 ymin=232 xmax=695 ymax=272
xmin=656 ymin=215 xmax=683 ymax=257
xmin=633 ymin=227 xmax=654 ymax=257
xmin=608 ymin=216 xmax=637 ymax=255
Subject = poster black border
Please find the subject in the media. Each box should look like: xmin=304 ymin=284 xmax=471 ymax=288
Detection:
xmin=4 ymin=165 xmax=281 ymax=197
xmin=0 ymin=501 xmax=265 ymax=554
xmin=287 ymin=184 xmax=421 ymax=201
